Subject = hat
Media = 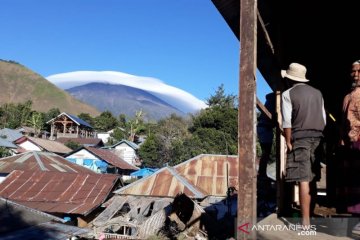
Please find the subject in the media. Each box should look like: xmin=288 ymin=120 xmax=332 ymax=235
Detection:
xmin=281 ymin=63 xmax=309 ymax=82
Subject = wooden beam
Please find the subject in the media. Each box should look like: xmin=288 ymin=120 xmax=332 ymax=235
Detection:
xmin=238 ymin=0 xmax=257 ymax=239
xmin=256 ymin=97 xmax=272 ymax=120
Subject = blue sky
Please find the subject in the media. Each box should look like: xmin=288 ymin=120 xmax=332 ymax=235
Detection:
xmin=0 ymin=0 xmax=271 ymax=104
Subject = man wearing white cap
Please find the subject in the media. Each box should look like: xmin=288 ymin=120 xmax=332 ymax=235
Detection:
xmin=281 ymin=63 xmax=326 ymax=227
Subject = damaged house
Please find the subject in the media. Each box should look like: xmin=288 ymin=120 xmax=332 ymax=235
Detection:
xmin=88 ymin=154 xmax=238 ymax=239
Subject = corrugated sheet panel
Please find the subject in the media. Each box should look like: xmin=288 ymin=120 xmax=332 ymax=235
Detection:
xmin=175 ymin=154 xmax=238 ymax=197
xmin=0 ymin=222 xmax=90 ymax=240
xmin=115 ymin=154 xmax=238 ymax=198
xmin=115 ymin=167 xmax=206 ymax=198
xmin=27 ymin=137 xmax=72 ymax=154
xmin=0 ymin=170 xmax=119 ymax=215
xmin=0 ymin=151 xmax=95 ymax=174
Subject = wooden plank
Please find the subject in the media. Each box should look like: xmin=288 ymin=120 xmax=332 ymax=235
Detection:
xmin=237 ymin=0 xmax=257 ymax=239
xmin=92 ymin=196 xmax=132 ymax=226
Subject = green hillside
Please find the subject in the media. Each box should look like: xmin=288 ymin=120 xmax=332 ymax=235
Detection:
xmin=0 ymin=60 xmax=100 ymax=116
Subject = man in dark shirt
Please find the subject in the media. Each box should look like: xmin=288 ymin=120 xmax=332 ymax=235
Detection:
xmin=281 ymin=63 xmax=326 ymax=227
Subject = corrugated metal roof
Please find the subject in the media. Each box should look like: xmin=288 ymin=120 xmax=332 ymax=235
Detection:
xmin=0 ymin=151 xmax=95 ymax=174
xmin=107 ymin=140 xmax=139 ymax=150
xmin=0 ymin=221 xmax=90 ymax=240
xmin=0 ymin=128 xmax=23 ymax=142
xmin=46 ymin=112 xmax=93 ymax=128
xmin=0 ymin=197 xmax=64 ymax=235
xmin=0 ymin=138 xmax=17 ymax=148
xmin=0 ymin=170 xmax=119 ymax=215
xmin=84 ymin=147 xmax=138 ymax=170
xmin=15 ymin=136 xmax=72 ymax=154
xmin=174 ymin=154 xmax=238 ymax=197
xmin=114 ymin=167 xmax=207 ymax=198
xmin=66 ymin=113 xmax=93 ymax=128
xmin=114 ymin=154 xmax=238 ymax=198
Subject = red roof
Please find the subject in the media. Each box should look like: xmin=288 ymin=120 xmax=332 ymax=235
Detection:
xmin=0 ymin=170 xmax=119 ymax=216
xmin=0 ymin=151 xmax=95 ymax=174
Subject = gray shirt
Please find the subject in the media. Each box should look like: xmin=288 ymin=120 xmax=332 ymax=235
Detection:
xmin=282 ymin=83 xmax=326 ymax=139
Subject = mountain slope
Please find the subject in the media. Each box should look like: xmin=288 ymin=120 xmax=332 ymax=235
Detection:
xmin=66 ymin=82 xmax=185 ymax=120
xmin=0 ymin=60 xmax=99 ymax=116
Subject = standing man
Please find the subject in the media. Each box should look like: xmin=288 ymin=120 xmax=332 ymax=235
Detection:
xmin=257 ymin=92 xmax=276 ymax=179
xmin=340 ymin=60 xmax=360 ymax=215
xmin=281 ymin=63 xmax=326 ymax=227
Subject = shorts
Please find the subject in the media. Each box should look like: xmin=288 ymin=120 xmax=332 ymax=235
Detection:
xmin=285 ymin=137 xmax=322 ymax=182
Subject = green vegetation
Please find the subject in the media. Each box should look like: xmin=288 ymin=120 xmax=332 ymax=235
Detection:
xmin=0 ymin=60 xmax=99 ymax=116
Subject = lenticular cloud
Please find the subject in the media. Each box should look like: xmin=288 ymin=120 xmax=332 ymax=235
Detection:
xmin=46 ymin=71 xmax=207 ymax=113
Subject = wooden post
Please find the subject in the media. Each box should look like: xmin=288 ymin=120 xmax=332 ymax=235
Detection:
xmin=238 ymin=0 xmax=257 ymax=239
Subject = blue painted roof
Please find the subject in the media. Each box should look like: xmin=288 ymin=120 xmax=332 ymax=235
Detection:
xmin=66 ymin=113 xmax=93 ymax=128
xmin=0 ymin=138 xmax=17 ymax=148
xmin=0 ymin=128 xmax=23 ymax=142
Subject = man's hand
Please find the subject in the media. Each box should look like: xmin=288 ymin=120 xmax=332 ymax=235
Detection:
xmin=286 ymin=142 xmax=293 ymax=153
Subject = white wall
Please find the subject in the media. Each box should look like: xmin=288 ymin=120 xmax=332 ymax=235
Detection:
xmin=18 ymin=141 xmax=41 ymax=151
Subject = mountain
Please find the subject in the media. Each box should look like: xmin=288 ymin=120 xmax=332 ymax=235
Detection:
xmin=66 ymin=82 xmax=185 ymax=120
xmin=0 ymin=60 xmax=100 ymax=116
xmin=46 ymin=71 xmax=207 ymax=113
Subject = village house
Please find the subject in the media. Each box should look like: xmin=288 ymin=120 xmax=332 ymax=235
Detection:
xmin=0 ymin=197 xmax=90 ymax=239
xmin=65 ymin=146 xmax=138 ymax=179
xmin=89 ymin=154 xmax=238 ymax=239
xmin=14 ymin=136 xmax=72 ymax=156
xmin=0 ymin=170 xmax=121 ymax=228
xmin=102 ymin=139 xmax=141 ymax=166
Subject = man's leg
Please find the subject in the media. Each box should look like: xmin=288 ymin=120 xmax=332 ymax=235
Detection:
xmin=299 ymin=181 xmax=311 ymax=226
xmin=258 ymin=142 xmax=271 ymax=177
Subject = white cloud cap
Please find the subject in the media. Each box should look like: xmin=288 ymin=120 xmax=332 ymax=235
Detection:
xmin=47 ymin=71 xmax=208 ymax=113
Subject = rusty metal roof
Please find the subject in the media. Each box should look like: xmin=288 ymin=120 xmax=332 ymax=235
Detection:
xmin=114 ymin=154 xmax=238 ymax=198
xmin=15 ymin=136 xmax=72 ymax=154
xmin=174 ymin=154 xmax=238 ymax=197
xmin=114 ymin=167 xmax=206 ymax=198
xmin=0 ymin=170 xmax=119 ymax=216
xmin=0 ymin=151 xmax=95 ymax=174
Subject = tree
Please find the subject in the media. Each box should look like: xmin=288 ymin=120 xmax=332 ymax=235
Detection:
xmin=127 ymin=110 xmax=145 ymax=142
xmin=0 ymin=147 xmax=11 ymax=158
xmin=138 ymin=134 xmax=162 ymax=167
xmin=0 ymin=101 xmax=33 ymax=129
xmin=78 ymin=113 xmax=95 ymax=126
xmin=206 ymin=84 xmax=237 ymax=108
xmin=27 ymin=111 xmax=44 ymax=136
xmin=64 ymin=141 xmax=81 ymax=150
xmin=94 ymin=111 xmax=118 ymax=131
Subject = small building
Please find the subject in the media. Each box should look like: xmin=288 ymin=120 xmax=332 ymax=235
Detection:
xmin=0 ymin=170 xmax=121 ymax=227
xmin=103 ymin=140 xmax=140 ymax=166
xmin=0 ymin=151 xmax=95 ymax=183
xmin=65 ymin=146 xmax=138 ymax=177
xmin=14 ymin=136 xmax=72 ymax=156
xmin=47 ymin=112 xmax=95 ymax=140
